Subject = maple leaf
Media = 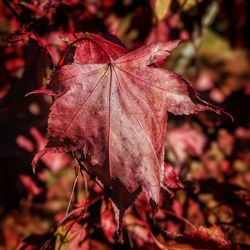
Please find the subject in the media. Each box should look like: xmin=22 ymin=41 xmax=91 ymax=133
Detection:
xmin=167 ymin=123 xmax=207 ymax=163
xmin=185 ymin=225 xmax=231 ymax=249
xmin=163 ymin=163 xmax=184 ymax=189
xmin=19 ymin=174 xmax=43 ymax=201
xmin=100 ymin=200 xmax=116 ymax=243
xmin=32 ymin=33 xmax=220 ymax=230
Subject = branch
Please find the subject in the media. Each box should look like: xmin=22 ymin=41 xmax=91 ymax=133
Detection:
xmin=2 ymin=0 xmax=20 ymax=19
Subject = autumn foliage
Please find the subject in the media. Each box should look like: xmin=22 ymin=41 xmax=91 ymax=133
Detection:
xmin=0 ymin=1 xmax=250 ymax=250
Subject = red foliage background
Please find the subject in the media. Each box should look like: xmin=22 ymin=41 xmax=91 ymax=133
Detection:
xmin=0 ymin=0 xmax=250 ymax=249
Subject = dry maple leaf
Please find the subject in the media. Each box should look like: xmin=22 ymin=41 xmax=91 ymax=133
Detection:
xmin=185 ymin=225 xmax=231 ymax=249
xmin=32 ymin=33 xmax=220 ymax=230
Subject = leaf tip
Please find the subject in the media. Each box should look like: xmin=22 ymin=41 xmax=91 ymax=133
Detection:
xmin=31 ymin=149 xmax=47 ymax=174
xmin=25 ymin=89 xmax=56 ymax=97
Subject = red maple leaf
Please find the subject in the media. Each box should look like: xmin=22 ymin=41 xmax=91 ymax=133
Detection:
xmin=186 ymin=225 xmax=231 ymax=249
xmin=31 ymin=33 xmax=220 ymax=230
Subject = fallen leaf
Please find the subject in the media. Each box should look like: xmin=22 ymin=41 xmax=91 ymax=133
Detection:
xmin=186 ymin=225 xmax=231 ymax=249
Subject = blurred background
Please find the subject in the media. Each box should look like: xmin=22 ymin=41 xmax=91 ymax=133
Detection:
xmin=0 ymin=0 xmax=249 ymax=249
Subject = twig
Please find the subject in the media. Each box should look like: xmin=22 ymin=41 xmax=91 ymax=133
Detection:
xmin=82 ymin=170 xmax=89 ymax=199
xmin=65 ymin=165 xmax=80 ymax=215
xmin=71 ymin=151 xmax=104 ymax=191
xmin=2 ymin=0 xmax=20 ymax=19
xmin=160 ymin=208 xmax=196 ymax=230
xmin=19 ymin=1 xmax=51 ymax=21
xmin=137 ymin=208 xmax=169 ymax=250
xmin=59 ymin=194 xmax=102 ymax=226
